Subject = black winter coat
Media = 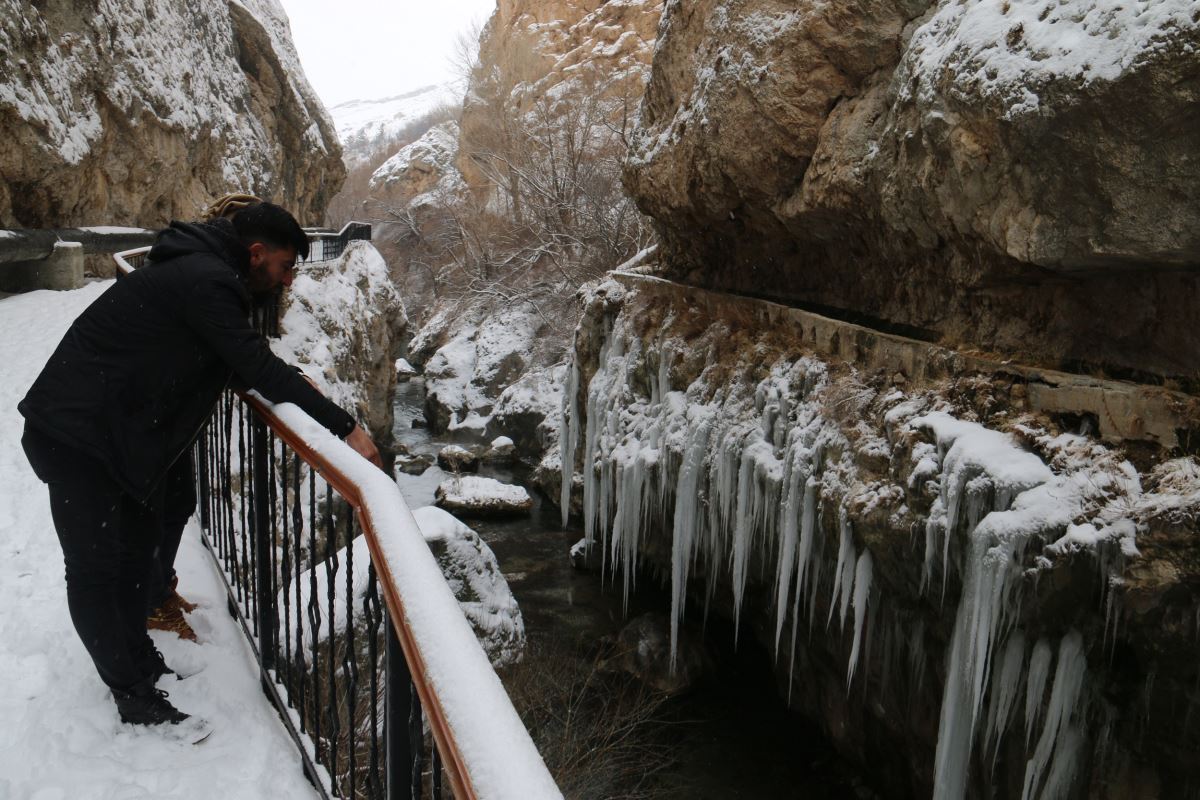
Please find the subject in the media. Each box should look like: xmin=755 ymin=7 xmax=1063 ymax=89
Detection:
xmin=19 ymin=219 xmax=357 ymax=502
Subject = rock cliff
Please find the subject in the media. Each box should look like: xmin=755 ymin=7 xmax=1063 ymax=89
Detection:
xmin=459 ymin=0 xmax=664 ymax=194
xmin=560 ymin=274 xmax=1200 ymax=799
xmin=274 ymin=241 xmax=407 ymax=443
xmin=0 ymin=0 xmax=344 ymax=228
xmin=624 ymin=0 xmax=1200 ymax=382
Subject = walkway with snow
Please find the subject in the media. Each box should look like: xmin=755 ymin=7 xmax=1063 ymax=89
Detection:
xmin=0 ymin=283 xmax=318 ymax=799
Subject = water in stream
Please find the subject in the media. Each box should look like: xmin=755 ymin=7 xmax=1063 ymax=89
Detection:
xmin=392 ymin=378 xmax=871 ymax=799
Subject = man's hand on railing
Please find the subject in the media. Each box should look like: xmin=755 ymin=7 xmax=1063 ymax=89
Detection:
xmin=346 ymin=424 xmax=383 ymax=468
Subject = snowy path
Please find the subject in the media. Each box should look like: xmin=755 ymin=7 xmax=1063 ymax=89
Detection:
xmin=0 ymin=283 xmax=318 ymax=799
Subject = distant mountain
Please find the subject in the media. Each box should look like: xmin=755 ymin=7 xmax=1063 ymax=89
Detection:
xmin=330 ymin=84 xmax=462 ymax=167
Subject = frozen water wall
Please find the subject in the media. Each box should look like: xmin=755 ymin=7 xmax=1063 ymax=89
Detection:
xmin=558 ymin=275 xmax=1200 ymax=799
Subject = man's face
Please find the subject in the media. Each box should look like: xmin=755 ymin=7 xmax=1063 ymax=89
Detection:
xmin=246 ymin=242 xmax=298 ymax=293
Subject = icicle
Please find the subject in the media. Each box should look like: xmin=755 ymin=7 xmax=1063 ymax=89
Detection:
xmin=559 ymin=356 xmax=580 ymax=526
xmin=828 ymin=509 xmax=855 ymax=632
xmin=922 ymin=504 xmax=943 ymax=596
xmin=731 ymin=446 xmax=757 ymax=636
xmin=984 ymin=631 xmax=1026 ymax=766
xmin=1022 ymin=631 xmax=1088 ymax=800
xmin=847 ymin=550 xmax=873 ymax=688
xmin=773 ymin=444 xmax=809 ymax=657
xmin=1025 ymin=639 xmax=1053 ymax=747
xmin=669 ymin=417 xmax=712 ymax=673
xmin=910 ymin=619 xmax=927 ymax=701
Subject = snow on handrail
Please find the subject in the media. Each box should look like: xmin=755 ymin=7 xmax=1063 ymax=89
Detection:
xmin=243 ymin=395 xmax=561 ymax=800
xmin=113 ymin=245 xmax=149 ymax=276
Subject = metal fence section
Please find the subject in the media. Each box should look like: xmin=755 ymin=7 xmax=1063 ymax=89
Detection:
xmin=196 ymin=395 xmax=402 ymax=797
xmin=306 ymin=222 xmax=373 ymax=263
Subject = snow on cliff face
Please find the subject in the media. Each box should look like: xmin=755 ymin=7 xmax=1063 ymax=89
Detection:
xmin=906 ymin=0 xmax=1200 ymax=118
xmin=273 ymin=241 xmax=407 ymax=439
xmin=0 ymin=0 xmax=344 ymax=227
xmin=329 ymin=82 xmax=461 ymax=167
xmin=369 ymin=120 xmax=466 ymax=204
xmin=625 ymin=0 xmax=1200 ymax=380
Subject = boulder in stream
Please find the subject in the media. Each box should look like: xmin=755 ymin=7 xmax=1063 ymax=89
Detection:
xmin=412 ymin=506 xmax=525 ymax=666
xmin=436 ymin=444 xmax=480 ymax=473
xmin=435 ymin=475 xmax=533 ymax=517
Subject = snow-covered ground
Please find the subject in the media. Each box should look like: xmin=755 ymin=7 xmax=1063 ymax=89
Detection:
xmin=0 ymin=283 xmax=319 ymax=799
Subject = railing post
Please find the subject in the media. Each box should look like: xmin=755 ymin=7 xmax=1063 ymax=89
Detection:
xmin=252 ymin=415 xmax=275 ymax=671
xmin=387 ymin=619 xmax=420 ymax=800
xmin=197 ymin=434 xmax=210 ymax=532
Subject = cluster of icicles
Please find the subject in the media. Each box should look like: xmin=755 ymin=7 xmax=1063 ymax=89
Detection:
xmin=560 ymin=323 xmax=1099 ymax=800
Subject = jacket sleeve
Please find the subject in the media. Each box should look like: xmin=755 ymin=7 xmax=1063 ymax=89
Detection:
xmin=184 ymin=275 xmax=358 ymax=438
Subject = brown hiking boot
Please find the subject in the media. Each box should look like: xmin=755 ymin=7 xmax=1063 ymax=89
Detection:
xmin=148 ymin=594 xmax=198 ymax=642
xmin=168 ymin=576 xmax=199 ymax=613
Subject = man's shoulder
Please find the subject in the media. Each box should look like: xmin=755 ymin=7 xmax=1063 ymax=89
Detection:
xmin=146 ymin=251 xmax=246 ymax=296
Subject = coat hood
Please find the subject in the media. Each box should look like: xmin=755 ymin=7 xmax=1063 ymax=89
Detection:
xmin=148 ymin=218 xmax=251 ymax=275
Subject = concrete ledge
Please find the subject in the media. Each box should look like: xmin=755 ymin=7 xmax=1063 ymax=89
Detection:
xmin=612 ymin=271 xmax=1199 ymax=449
xmin=0 ymin=227 xmax=156 ymax=264
xmin=0 ymin=242 xmax=85 ymax=292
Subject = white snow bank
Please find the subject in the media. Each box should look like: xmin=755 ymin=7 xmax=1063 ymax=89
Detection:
xmin=907 ymin=0 xmax=1200 ymax=117
xmin=0 ymin=283 xmax=319 ymax=799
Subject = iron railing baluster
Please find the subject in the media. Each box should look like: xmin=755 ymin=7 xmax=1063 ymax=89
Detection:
xmin=253 ymin=415 xmax=273 ymax=670
xmin=365 ymin=563 xmax=383 ymax=799
xmin=325 ymin=484 xmax=340 ymax=787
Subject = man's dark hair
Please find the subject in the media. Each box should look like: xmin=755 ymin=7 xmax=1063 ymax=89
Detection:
xmin=230 ymin=202 xmax=310 ymax=260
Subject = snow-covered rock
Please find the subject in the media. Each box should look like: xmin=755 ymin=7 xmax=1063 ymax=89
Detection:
xmin=437 ymin=445 xmax=480 ymax=473
xmin=483 ymin=436 xmax=516 ymax=463
xmin=0 ymin=0 xmax=343 ymax=227
xmin=488 ymin=363 xmax=565 ymax=455
xmin=436 ymin=476 xmax=533 ymax=517
xmin=395 ymin=358 xmax=418 ymax=380
xmin=370 ymin=121 xmax=465 ymax=203
xmin=283 ymin=507 xmax=525 ymax=668
xmin=412 ymin=506 xmax=525 ymax=667
xmin=416 ymin=306 xmax=538 ymax=433
xmin=626 ymin=0 xmax=1200 ymax=380
xmin=273 ymin=241 xmax=407 ymax=440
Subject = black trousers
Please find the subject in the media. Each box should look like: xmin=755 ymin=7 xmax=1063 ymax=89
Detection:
xmin=22 ymin=424 xmax=164 ymax=690
xmin=147 ymin=455 xmax=196 ymax=612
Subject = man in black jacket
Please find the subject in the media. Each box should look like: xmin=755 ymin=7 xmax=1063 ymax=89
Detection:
xmin=19 ymin=202 xmax=381 ymax=733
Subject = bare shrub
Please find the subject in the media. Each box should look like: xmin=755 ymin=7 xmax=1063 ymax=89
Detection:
xmin=498 ymin=635 xmax=680 ymax=800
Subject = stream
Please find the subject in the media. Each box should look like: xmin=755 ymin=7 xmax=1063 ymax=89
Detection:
xmin=392 ymin=377 xmax=871 ymax=799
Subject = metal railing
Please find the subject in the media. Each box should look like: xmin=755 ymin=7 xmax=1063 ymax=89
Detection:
xmin=116 ymin=249 xmax=560 ymax=800
xmin=114 ymin=222 xmax=373 ymax=276
xmin=306 ymin=222 xmax=373 ymax=263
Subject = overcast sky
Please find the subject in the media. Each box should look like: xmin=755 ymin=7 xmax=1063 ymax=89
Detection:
xmin=277 ymin=0 xmax=497 ymax=109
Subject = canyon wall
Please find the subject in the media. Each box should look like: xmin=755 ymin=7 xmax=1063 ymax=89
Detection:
xmin=0 ymin=0 xmax=344 ymax=228
xmin=623 ymin=1 xmax=1200 ymax=382
xmin=560 ymin=274 xmax=1200 ymax=798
